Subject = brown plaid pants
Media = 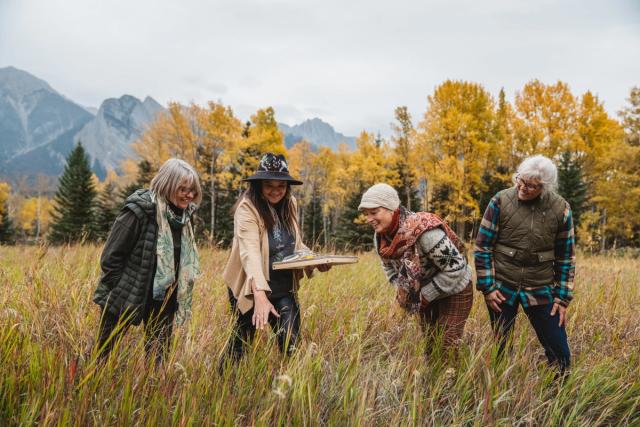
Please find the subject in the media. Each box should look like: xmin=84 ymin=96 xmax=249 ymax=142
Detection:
xmin=418 ymin=281 xmax=473 ymax=348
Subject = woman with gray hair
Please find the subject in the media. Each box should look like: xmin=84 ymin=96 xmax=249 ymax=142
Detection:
xmin=474 ymin=154 xmax=575 ymax=374
xmin=512 ymin=154 xmax=558 ymax=193
xmin=359 ymin=183 xmax=473 ymax=352
xmin=93 ymin=158 xmax=202 ymax=363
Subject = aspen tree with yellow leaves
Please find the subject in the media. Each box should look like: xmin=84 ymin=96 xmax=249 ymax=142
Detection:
xmin=619 ymin=86 xmax=640 ymax=147
xmin=0 ymin=181 xmax=15 ymax=244
xmin=494 ymin=88 xmax=521 ymax=172
xmin=0 ymin=182 xmax=10 ymax=216
xmin=476 ymin=88 xmax=519 ymax=215
xmin=287 ymin=140 xmax=317 ymax=238
xmin=589 ymin=86 xmax=640 ymax=248
xmin=16 ymin=197 xmax=53 ymax=236
xmin=417 ymin=80 xmax=495 ymax=236
xmin=391 ymin=106 xmax=419 ymax=210
xmin=133 ymin=102 xmax=196 ymax=169
xmin=347 ymin=131 xmax=397 ymax=188
xmin=193 ymin=102 xmax=242 ymax=240
xmin=617 ymin=87 xmax=640 ymax=245
xmin=513 ymin=80 xmax=578 ymax=157
xmin=111 ymin=83 xmax=639 ymax=249
xmin=237 ymin=107 xmax=287 ymax=179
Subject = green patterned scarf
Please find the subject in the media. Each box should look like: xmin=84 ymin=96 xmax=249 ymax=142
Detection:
xmin=151 ymin=193 xmax=200 ymax=325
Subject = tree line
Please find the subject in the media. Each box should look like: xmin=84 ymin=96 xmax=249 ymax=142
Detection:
xmin=1 ymin=80 xmax=639 ymax=251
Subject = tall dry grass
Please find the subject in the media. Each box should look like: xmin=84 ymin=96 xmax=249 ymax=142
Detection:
xmin=0 ymin=245 xmax=639 ymax=426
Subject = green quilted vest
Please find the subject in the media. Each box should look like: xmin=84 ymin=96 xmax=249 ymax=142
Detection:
xmin=494 ymin=187 xmax=567 ymax=288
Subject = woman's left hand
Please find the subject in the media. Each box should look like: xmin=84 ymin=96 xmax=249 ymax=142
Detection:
xmin=304 ymin=265 xmax=332 ymax=277
xmin=316 ymin=264 xmax=332 ymax=273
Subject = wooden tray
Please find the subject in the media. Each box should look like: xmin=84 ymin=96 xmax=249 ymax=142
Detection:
xmin=272 ymin=255 xmax=358 ymax=270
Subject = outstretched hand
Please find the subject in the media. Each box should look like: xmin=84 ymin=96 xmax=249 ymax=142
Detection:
xmin=252 ymin=290 xmax=279 ymax=329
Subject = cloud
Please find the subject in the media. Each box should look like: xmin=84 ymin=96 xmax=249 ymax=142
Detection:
xmin=183 ymin=75 xmax=228 ymax=96
xmin=1 ymin=0 xmax=639 ymax=134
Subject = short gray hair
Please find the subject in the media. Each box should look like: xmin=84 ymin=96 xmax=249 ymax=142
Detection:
xmin=150 ymin=158 xmax=202 ymax=205
xmin=512 ymin=155 xmax=558 ymax=192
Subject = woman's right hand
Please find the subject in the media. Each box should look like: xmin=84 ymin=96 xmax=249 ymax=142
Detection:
xmin=484 ymin=290 xmax=506 ymax=313
xmin=252 ymin=290 xmax=280 ymax=329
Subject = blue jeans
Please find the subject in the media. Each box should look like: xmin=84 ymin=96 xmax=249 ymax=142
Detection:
xmin=488 ymin=301 xmax=571 ymax=372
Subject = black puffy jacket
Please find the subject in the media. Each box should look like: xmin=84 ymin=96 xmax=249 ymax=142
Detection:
xmin=93 ymin=189 xmax=157 ymax=325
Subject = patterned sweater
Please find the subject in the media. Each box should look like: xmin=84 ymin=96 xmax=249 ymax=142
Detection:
xmin=376 ymin=228 xmax=472 ymax=304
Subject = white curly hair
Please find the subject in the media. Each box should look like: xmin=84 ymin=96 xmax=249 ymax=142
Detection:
xmin=512 ymin=154 xmax=558 ymax=193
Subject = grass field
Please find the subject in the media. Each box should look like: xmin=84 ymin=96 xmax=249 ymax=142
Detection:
xmin=1 ymin=245 xmax=639 ymax=426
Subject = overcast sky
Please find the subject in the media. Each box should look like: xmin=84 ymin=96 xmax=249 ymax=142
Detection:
xmin=1 ymin=0 xmax=639 ymax=136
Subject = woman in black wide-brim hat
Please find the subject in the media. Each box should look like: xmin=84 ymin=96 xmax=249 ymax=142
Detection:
xmin=220 ymin=153 xmax=330 ymax=367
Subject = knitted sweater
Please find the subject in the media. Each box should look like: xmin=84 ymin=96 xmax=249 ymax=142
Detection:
xmin=375 ymin=227 xmax=472 ymax=303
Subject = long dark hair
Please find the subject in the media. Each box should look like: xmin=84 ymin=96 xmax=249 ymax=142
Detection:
xmin=232 ymin=180 xmax=297 ymax=233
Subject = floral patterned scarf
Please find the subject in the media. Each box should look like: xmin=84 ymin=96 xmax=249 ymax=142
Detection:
xmin=377 ymin=206 xmax=465 ymax=311
xmin=152 ymin=193 xmax=200 ymax=326
xmin=377 ymin=207 xmax=464 ymax=260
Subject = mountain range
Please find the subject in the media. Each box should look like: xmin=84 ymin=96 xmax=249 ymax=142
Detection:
xmin=279 ymin=118 xmax=355 ymax=151
xmin=0 ymin=66 xmax=355 ymax=181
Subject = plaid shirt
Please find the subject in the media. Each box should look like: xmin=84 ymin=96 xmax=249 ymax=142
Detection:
xmin=474 ymin=194 xmax=575 ymax=307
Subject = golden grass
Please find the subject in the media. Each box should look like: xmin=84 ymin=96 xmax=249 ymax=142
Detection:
xmin=0 ymin=245 xmax=639 ymax=426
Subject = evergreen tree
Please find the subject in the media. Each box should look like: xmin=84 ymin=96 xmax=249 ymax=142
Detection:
xmin=333 ymin=190 xmax=373 ymax=252
xmin=0 ymin=202 xmax=16 ymax=244
xmin=48 ymin=143 xmax=97 ymax=244
xmin=394 ymin=165 xmax=421 ymax=211
xmin=197 ymin=175 xmax=239 ymax=247
xmin=242 ymin=120 xmax=251 ymax=138
xmin=120 ymin=159 xmax=154 ymax=202
xmin=303 ymin=187 xmax=324 ymax=248
xmin=196 ymin=179 xmax=213 ymax=241
xmin=478 ymin=164 xmax=510 ymax=216
xmin=213 ymin=182 xmax=239 ymax=247
xmin=93 ymin=182 xmax=121 ymax=241
xmin=375 ymin=132 xmax=383 ymax=148
xmin=557 ymin=151 xmax=587 ymax=228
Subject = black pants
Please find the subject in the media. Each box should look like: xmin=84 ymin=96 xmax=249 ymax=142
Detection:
xmin=488 ymin=301 xmax=571 ymax=373
xmin=96 ymin=286 xmax=178 ymax=363
xmin=223 ymin=288 xmax=300 ymax=363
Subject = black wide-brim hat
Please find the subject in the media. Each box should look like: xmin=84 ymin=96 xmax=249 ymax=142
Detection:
xmin=243 ymin=153 xmax=303 ymax=185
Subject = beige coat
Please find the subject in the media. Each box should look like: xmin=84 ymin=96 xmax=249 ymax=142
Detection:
xmin=222 ymin=195 xmax=310 ymax=314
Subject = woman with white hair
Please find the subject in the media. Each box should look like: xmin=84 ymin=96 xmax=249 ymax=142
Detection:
xmin=359 ymin=183 xmax=473 ymax=352
xmin=93 ymin=158 xmax=202 ymax=363
xmin=474 ymin=154 xmax=575 ymax=374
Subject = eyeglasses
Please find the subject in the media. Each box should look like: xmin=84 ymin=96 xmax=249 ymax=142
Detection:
xmin=516 ymin=176 xmax=542 ymax=191
xmin=177 ymin=186 xmax=196 ymax=196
